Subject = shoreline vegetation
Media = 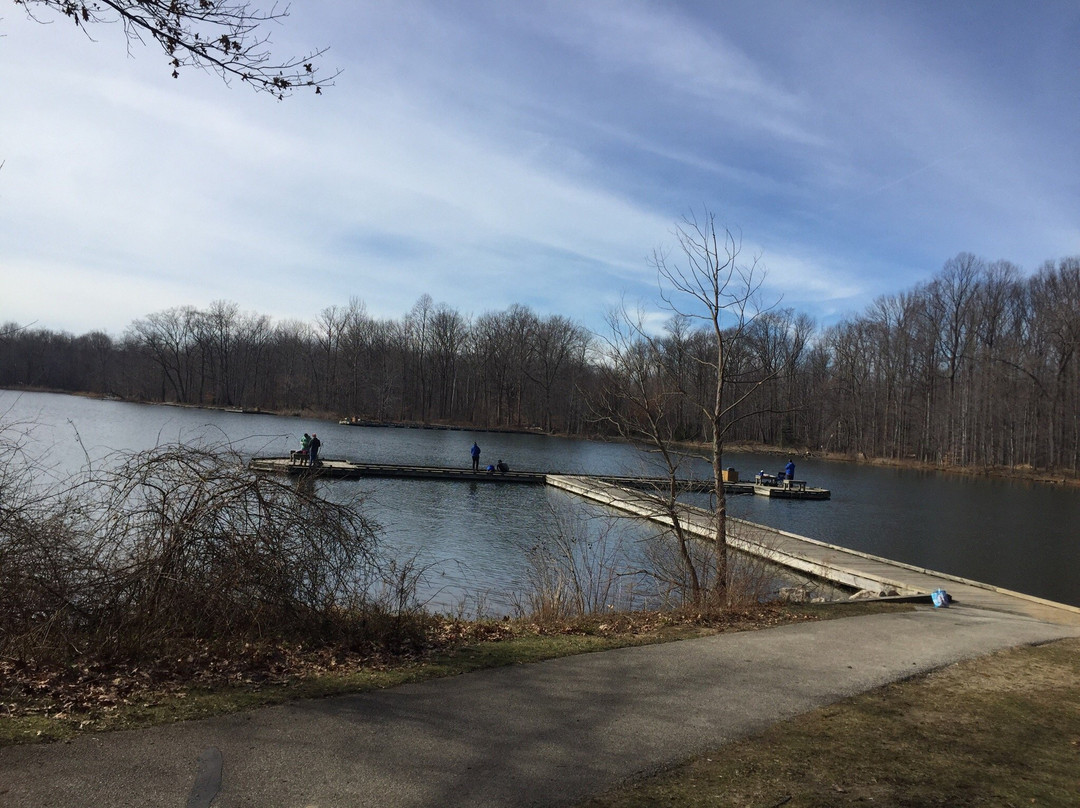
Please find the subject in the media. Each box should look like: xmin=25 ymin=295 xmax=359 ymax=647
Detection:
xmin=10 ymin=386 xmax=1080 ymax=489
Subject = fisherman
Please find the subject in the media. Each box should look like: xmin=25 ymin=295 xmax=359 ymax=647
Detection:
xmin=496 ymin=459 xmax=509 ymax=473
xmin=785 ymin=459 xmax=796 ymax=480
xmin=309 ymin=433 xmax=322 ymax=466
xmin=470 ymin=442 xmax=481 ymax=471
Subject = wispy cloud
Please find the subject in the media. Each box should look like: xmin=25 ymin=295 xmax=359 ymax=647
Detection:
xmin=1 ymin=0 xmax=1076 ymax=336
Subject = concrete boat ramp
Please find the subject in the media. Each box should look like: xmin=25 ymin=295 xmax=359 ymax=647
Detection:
xmin=249 ymin=458 xmax=1078 ymax=625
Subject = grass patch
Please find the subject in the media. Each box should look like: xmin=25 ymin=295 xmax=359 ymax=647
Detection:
xmin=0 ymin=602 xmax=906 ymax=747
xmin=578 ymin=637 xmax=1080 ymax=807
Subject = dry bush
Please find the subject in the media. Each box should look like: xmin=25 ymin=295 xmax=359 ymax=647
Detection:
xmin=514 ymin=492 xmax=795 ymax=627
xmin=0 ymin=423 xmax=93 ymax=660
xmin=724 ymin=549 xmax=788 ymax=607
xmin=0 ymin=439 xmax=425 ymax=666
xmin=639 ymin=512 xmax=717 ymax=609
xmin=514 ymin=500 xmax=652 ymax=624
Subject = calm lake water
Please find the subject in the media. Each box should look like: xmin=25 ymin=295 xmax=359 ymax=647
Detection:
xmin=3 ymin=390 xmax=1078 ymax=609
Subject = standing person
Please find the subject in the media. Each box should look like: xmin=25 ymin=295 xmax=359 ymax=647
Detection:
xmin=785 ymin=459 xmax=796 ymax=480
xmin=309 ymin=433 xmax=322 ymax=467
xmin=300 ymin=433 xmax=312 ymax=466
xmin=470 ymin=442 xmax=481 ymax=471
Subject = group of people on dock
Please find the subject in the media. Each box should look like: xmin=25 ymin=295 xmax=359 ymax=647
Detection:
xmin=294 ymin=434 xmax=505 ymax=474
xmin=470 ymin=442 xmax=509 ymax=474
xmin=294 ymin=432 xmax=321 ymax=466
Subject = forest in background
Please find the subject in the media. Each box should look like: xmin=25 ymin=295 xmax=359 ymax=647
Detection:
xmin=3 ymin=253 xmax=1078 ymax=474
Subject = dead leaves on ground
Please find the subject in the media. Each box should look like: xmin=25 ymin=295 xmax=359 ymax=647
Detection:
xmin=0 ymin=605 xmax=814 ymax=733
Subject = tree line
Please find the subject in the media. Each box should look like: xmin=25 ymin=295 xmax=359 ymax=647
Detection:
xmin=2 ymin=253 xmax=1078 ymax=473
xmin=0 ymin=296 xmax=594 ymax=435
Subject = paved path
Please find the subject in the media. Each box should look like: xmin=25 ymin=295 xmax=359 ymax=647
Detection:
xmin=2 ymin=606 xmax=1077 ymax=808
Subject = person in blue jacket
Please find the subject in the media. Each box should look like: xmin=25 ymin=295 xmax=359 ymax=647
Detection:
xmin=470 ymin=442 xmax=481 ymax=471
xmin=785 ymin=459 xmax=796 ymax=480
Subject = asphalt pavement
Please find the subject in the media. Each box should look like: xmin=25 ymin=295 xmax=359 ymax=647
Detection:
xmin=2 ymin=605 xmax=1078 ymax=808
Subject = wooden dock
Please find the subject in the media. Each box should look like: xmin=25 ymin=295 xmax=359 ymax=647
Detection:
xmin=752 ymin=483 xmax=831 ymax=500
xmin=248 ymin=458 xmax=754 ymax=491
xmin=247 ymin=458 xmax=812 ymax=494
xmin=546 ymin=475 xmax=1080 ymax=627
xmin=248 ymin=457 xmax=547 ymax=484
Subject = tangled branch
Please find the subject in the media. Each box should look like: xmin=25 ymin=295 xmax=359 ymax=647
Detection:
xmin=15 ymin=0 xmax=338 ymax=97
xmin=0 ymin=440 xmax=400 ymax=664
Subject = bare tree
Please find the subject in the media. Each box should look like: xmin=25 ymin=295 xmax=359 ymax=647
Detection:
xmin=593 ymin=303 xmax=712 ymax=605
xmin=0 ymin=439 xmax=391 ymax=664
xmin=428 ymin=303 xmax=468 ymax=421
xmin=403 ymin=294 xmax=435 ymax=422
xmin=128 ymin=305 xmax=201 ymax=403
xmin=311 ymin=304 xmax=347 ymax=411
xmin=651 ymin=209 xmax=775 ymax=604
xmin=14 ymin=0 xmax=338 ymax=97
xmin=927 ymin=253 xmax=983 ymax=464
xmin=525 ymin=314 xmax=590 ymax=433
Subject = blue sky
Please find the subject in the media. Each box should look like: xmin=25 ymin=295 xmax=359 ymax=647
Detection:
xmin=2 ymin=0 xmax=1077 ymax=337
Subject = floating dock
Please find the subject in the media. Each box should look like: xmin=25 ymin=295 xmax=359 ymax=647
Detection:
xmin=248 ymin=457 xmax=547 ymax=484
xmin=752 ymin=483 xmax=831 ymax=500
xmin=247 ymin=458 xmax=825 ymax=497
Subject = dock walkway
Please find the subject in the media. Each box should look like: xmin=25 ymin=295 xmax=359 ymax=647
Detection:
xmin=250 ymin=458 xmax=768 ymax=495
xmin=547 ymin=474 xmax=1080 ymax=627
xmin=248 ymin=458 xmax=756 ymax=492
xmin=249 ymin=457 xmax=547 ymax=484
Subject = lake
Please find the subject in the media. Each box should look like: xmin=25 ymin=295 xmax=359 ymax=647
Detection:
xmin=3 ymin=390 xmax=1078 ymax=610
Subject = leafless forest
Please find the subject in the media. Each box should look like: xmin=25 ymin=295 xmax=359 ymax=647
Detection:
xmin=3 ymin=253 xmax=1078 ymax=474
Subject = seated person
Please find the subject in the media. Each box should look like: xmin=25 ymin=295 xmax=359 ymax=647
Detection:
xmin=496 ymin=460 xmax=509 ymax=473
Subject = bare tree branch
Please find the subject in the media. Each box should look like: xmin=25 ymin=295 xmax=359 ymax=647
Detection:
xmin=14 ymin=0 xmax=339 ymax=98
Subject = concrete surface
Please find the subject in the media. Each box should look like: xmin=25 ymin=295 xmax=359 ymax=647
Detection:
xmin=2 ymin=606 xmax=1078 ymax=808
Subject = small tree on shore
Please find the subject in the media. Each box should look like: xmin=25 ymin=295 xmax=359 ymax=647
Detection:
xmin=653 ymin=209 xmax=778 ymax=604
xmin=593 ymin=303 xmax=712 ymax=604
xmin=596 ymin=209 xmax=778 ymax=606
